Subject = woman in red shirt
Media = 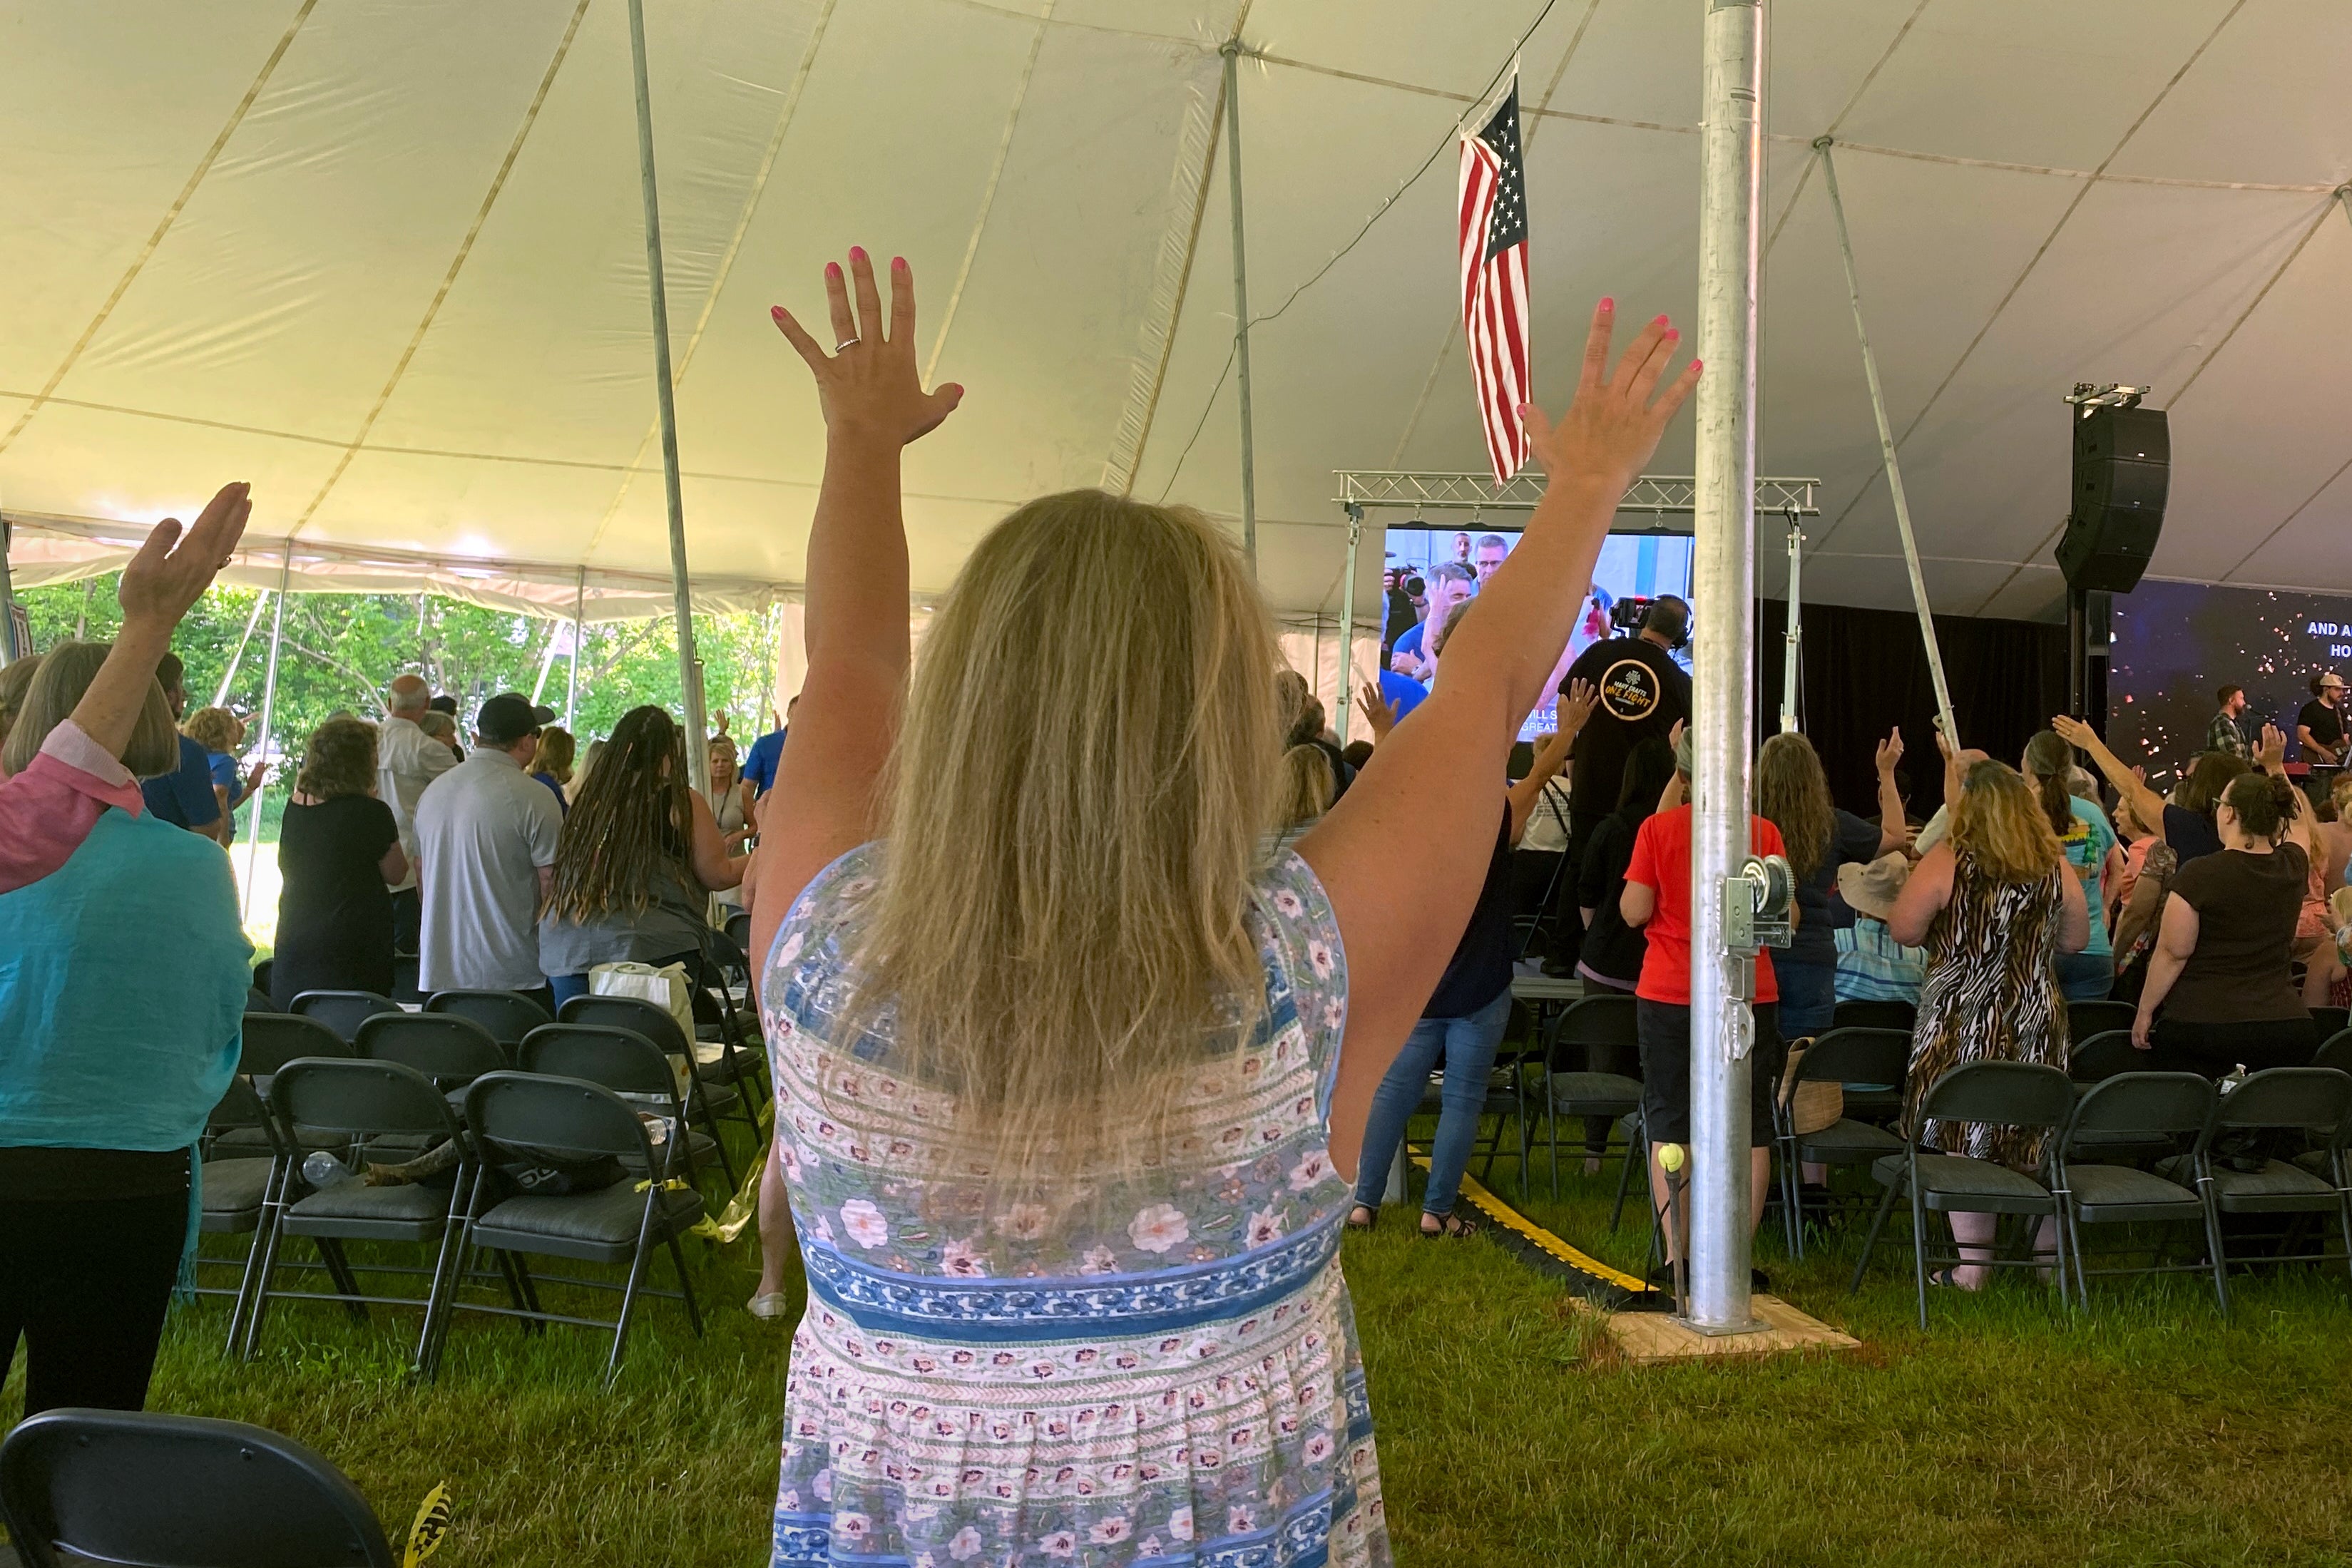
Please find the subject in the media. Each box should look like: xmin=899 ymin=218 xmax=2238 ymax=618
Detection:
xmin=1621 ymin=728 xmax=1789 ymax=1283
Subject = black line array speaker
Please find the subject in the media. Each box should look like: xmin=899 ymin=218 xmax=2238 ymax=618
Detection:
xmin=2055 ymin=404 xmax=2169 ymax=593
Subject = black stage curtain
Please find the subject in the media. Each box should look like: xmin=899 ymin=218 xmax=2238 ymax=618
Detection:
xmin=1754 ymin=599 xmax=2070 ymax=821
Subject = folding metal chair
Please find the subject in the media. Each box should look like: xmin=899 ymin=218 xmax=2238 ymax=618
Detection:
xmin=2161 ymin=1067 xmax=2352 ymax=1301
xmin=248 ymin=1058 xmax=478 ymax=1378
xmin=560 ymin=993 xmax=747 ymax=1186
xmin=290 ymin=989 xmax=404 ymax=1042
xmin=423 ymin=987 xmax=553 ymax=1048
xmin=240 ymin=1013 xmax=353 ymax=1075
xmin=195 ymin=1075 xmax=288 ymax=1355
xmin=2066 ymin=1029 xmax=2144 ymax=1087
xmin=354 ymin=1012 xmax=510 ymax=1092
xmin=1851 ymin=1060 xmax=2077 ymax=1328
xmin=518 ymin=1022 xmax=715 ymax=1189
xmin=2050 ymin=1072 xmax=2224 ymax=1313
xmin=1537 ymin=993 xmax=1645 ymax=1208
xmin=1773 ymin=1027 xmax=1908 ymax=1259
xmin=0 ymin=1409 xmax=396 ymax=1568
xmin=459 ymin=1072 xmax=707 ymax=1384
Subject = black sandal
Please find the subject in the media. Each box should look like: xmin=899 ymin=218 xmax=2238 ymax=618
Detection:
xmin=1418 ymin=1211 xmax=1479 ymax=1239
xmin=1345 ymin=1205 xmax=1377 ymax=1231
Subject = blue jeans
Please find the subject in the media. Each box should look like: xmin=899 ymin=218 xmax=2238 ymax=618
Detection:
xmin=1774 ymin=955 xmax=1838 ymax=1039
xmin=2055 ymin=949 xmax=2113 ymax=1003
xmin=1350 ymin=988 xmax=1512 ymax=1219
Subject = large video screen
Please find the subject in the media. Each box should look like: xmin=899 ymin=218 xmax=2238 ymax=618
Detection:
xmin=2107 ymin=579 xmax=2352 ymax=783
xmin=1381 ymin=527 xmax=1696 ymax=741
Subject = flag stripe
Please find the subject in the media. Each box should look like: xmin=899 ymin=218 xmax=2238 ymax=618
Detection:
xmin=1458 ymin=78 xmax=1530 ymax=485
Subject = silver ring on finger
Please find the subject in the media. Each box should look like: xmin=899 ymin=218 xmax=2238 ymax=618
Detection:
xmin=834 ymin=337 xmax=860 ymax=353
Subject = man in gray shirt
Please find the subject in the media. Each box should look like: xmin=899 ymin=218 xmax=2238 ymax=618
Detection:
xmin=414 ymin=692 xmax=563 ymax=1002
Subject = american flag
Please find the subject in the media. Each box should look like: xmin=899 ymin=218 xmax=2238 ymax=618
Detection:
xmin=1459 ymin=73 xmax=1530 ymax=485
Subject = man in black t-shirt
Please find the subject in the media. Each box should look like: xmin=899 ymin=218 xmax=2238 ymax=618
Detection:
xmin=1540 ymin=596 xmax=1692 ymax=972
xmin=2296 ymin=672 xmax=2346 ymax=764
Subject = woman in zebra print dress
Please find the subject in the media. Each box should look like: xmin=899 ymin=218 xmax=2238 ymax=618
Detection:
xmin=1888 ymin=758 xmax=2089 ymax=1288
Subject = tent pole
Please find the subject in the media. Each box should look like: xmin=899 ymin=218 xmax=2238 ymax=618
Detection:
xmin=1780 ymin=508 xmax=1802 ymax=734
xmin=240 ymin=550 xmax=293 ymax=923
xmin=1335 ymin=504 xmax=1362 ymax=747
xmin=1817 ymin=138 xmax=1956 ymax=744
xmin=626 ymin=0 xmax=711 ymax=796
xmin=1688 ymin=0 xmax=1766 ymax=1336
xmin=0 ymin=518 xmax=20 ymax=663
xmin=1220 ymin=40 xmax=1258 ymax=573
xmin=213 ymin=592 xmax=271 ymax=708
xmin=565 ymin=567 xmax=585 ymax=729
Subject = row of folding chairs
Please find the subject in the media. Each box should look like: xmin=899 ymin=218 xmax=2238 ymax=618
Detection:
xmin=202 ymin=1016 xmax=724 ymax=1382
xmin=244 ymin=982 xmax=767 ymax=1186
xmin=1854 ymin=1061 xmax=2352 ymax=1328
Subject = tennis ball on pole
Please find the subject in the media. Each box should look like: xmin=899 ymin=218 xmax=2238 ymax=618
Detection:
xmin=1656 ymin=1142 xmax=1687 ymax=1174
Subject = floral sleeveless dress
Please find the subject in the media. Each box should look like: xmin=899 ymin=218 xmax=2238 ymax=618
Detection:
xmin=760 ymin=845 xmax=1389 ymax=1568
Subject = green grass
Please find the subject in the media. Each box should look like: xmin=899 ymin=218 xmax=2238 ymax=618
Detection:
xmin=9 ymin=1127 xmax=2352 ymax=1567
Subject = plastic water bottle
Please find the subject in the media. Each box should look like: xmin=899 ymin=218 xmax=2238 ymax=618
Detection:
xmin=302 ymin=1150 xmax=360 ymax=1190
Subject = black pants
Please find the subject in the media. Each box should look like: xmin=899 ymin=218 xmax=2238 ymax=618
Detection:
xmin=1 ymin=1189 xmax=188 ymax=1416
xmin=1543 ymin=808 xmax=1612 ymax=973
xmin=1635 ymin=998 xmax=1784 ymax=1148
xmin=2148 ymin=1015 xmax=2317 ymax=1079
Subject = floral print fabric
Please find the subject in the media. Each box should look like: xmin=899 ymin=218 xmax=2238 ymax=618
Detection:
xmin=763 ymin=846 xmax=1389 ymax=1567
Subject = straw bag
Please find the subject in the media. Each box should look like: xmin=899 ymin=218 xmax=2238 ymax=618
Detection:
xmin=1778 ymin=1039 xmax=1844 ymax=1135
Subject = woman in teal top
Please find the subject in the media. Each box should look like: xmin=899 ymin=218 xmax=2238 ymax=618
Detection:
xmin=2025 ymin=730 xmax=2122 ymax=1002
xmin=0 ymin=642 xmax=251 ymax=1415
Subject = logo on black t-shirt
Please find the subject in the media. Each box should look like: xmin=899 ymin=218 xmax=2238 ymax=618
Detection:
xmin=1597 ymin=657 xmax=1664 ymax=722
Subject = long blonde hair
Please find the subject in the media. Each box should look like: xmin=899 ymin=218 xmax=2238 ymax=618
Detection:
xmin=850 ymin=489 xmax=1280 ymax=1185
xmin=1950 ymin=760 xmax=2063 ymax=885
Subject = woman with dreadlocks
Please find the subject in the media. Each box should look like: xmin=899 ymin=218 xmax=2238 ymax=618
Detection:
xmin=538 ymin=704 xmax=747 ymax=1013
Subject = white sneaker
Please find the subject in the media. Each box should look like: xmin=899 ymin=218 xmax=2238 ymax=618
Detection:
xmin=746 ymin=1291 xmax=792 ymax=1320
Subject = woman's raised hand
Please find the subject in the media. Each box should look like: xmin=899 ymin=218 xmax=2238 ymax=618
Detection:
xmin=772 ymin=250 xmax=963 ymax=446
xmin=1518 ymin=300 xmax=1701 ymax=490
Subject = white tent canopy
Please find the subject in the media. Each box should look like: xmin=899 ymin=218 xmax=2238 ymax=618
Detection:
xmin=5 ymin=0 xmax=2350 ymax=625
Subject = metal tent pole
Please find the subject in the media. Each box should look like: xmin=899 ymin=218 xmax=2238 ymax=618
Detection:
xmin=1220 ymin=40 xmax=1258 ymax=573
xmin=1780 ymin=508 xmax=1802 ymax=733
xmin=1687 ymin=0 xmax=1766 ymax=1335
xmin=564 ymin=567 xmax=585 ymax=729
xmin=1335 ymin=504 xmax=1362 ymax=746
xmin=627 ymin=0 xmax=711 ymax=796
xmin=0 ymin=518 xmax=20 ymax=663
xmin=1817 ymin=138 xmax=1956 ymax=744
xmin=213 ymin=592 xmax=271 ymax=708
xmin=240 ymin=551 xmax=293 ymax=922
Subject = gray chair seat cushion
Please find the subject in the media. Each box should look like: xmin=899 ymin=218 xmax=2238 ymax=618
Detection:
xmin=2064 ymin=1162 xmax=2202 ymax=1219
xmin=471 ymin=1182 xmax=706 ymax=1264
xmin=2291 ymin=1149 xmax=2338 ymax=1178
xmin=1874 ymin=1152 xmax=2054 ymax=1211
xmin=1550 ymin=1072 xmax=1643 ymax=1112
xmin=199 ymin=1158 xmax=274 ymax=1226
xmin=285 ymin=1179 xmax=451 ymax=1234
xmin=2156 ymin=1154 xmax=2338 ymax=1209
xmin=1796 ymin=1118 xmax=1906 ymax=1163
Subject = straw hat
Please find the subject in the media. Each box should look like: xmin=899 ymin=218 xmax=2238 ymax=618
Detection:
xmin=1837 ymin=851 xmax=1912 ymax=923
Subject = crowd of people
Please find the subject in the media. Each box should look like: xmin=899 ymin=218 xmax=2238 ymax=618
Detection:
xmin=6 ymin=251 xmax=2352 ymax=1568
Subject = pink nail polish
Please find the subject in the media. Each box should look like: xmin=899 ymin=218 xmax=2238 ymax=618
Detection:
xmin=1654 ymin=314 xmax=1670 ymax=326
xmin=1599 ymin=297 xmax=1615 ymax=311
xmin=825 ymin=262 xmax=841 ymax=280
xmin=849 ymin=245 xmax=868 ymax=263
xmin=769 ymin=304 xmax=785 ymax=318
xmin=892 ymin=255 xmax=908 ymax=270
xmin=1692 ymin=359 xmax=1704 ymax=371
xmin=1664 ymin=329 xmax=1679 ymax=339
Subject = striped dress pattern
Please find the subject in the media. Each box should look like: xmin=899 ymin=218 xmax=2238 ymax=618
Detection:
xmin=1903 ymin=850 xmax=2066 ymax=1168
xmin=761 ymin=846 xmax=1389 ymax=1568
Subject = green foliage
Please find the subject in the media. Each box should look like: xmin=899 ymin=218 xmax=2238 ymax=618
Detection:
xmin=16 ymin=576 xmax=787 ymax=769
